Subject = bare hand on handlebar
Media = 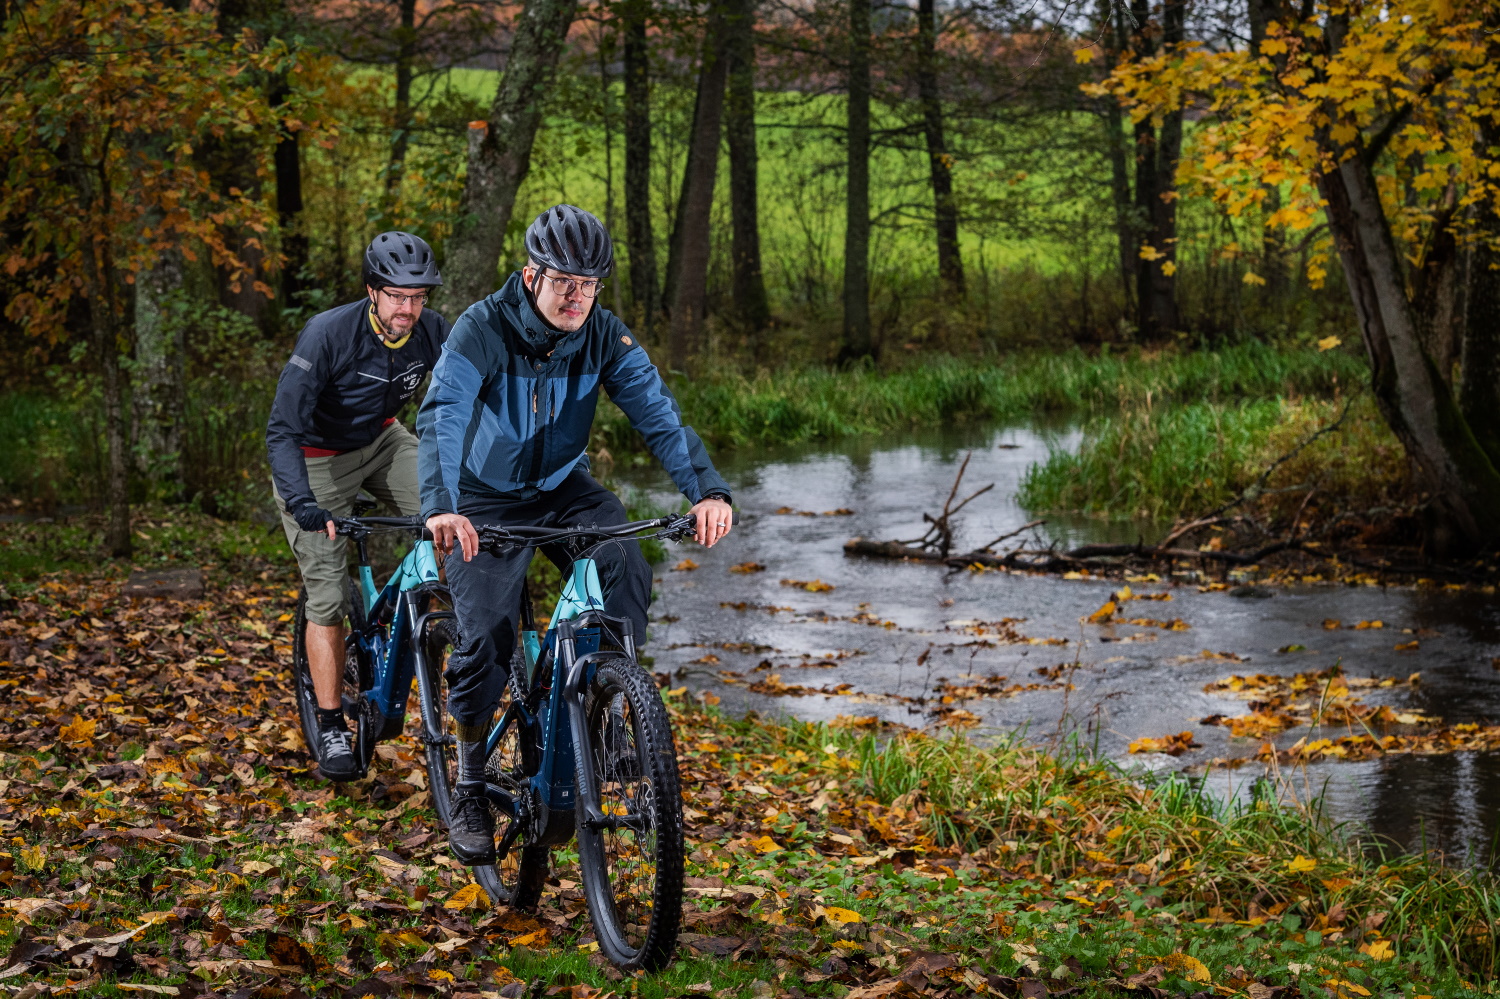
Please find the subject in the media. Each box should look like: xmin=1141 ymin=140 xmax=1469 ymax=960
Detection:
xmin=688 ymin=496 xmax=733 ymax=547
xmin=426 ymin=513 xmax=479 ymax=561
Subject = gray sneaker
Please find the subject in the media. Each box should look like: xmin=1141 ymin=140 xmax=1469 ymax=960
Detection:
xmin=317 ymin=725 xmax=360 ymax=782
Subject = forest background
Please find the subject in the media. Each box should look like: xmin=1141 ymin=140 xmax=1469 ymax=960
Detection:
xmin=2 ymin=0 xmax=1498 ymax=565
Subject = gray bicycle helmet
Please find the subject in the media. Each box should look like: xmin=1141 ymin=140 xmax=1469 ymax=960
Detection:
xmin=363 ymin=231 xmax=443 ymax=289
xmin=524 ymin=204 xmax=614 ymax=279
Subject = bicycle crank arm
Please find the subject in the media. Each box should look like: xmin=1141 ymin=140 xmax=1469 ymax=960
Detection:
xmin=579 ymin=808 xmax=649 ymax=833
xmin=480 ymin=782 xmax=519 ymax=814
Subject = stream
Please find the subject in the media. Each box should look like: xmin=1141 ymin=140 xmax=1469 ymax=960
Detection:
xmin=616 ymin=423 xmax=1500 ymax=863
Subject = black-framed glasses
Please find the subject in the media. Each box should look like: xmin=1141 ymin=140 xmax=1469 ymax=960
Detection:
xmin=379 ymin=288 xmax=429 ymax=308
xmin=537 ymin=270 xmax=601 ymax=299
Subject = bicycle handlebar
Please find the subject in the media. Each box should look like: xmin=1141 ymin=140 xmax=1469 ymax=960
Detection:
xmin=329 ymin=511 xmax=739 ymax=548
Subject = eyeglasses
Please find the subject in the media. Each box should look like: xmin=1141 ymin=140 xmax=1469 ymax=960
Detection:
xmin=536 ymin=271 xmax=601 ymax=299
xmin=379 ymin=288 xmax=429 ymax=308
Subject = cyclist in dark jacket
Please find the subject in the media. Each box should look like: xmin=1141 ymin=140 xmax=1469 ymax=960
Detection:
xmin=267 ymin=231 xmax=448 ymax=781
xmin=417 ymin=204 xmax=733 ymax=866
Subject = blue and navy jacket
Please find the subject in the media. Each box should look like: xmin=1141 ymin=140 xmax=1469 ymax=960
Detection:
xmin=416 ymin=271 xmax=730 ymax=518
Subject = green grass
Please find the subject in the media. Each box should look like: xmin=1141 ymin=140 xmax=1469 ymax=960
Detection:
xmin=1017 ymin=392 xmax=1405 ymax=522
xmin=0 ymin=341 xmax=1366 ymax=514
xmin=595 ymin=340 xmax=1366 ymax=454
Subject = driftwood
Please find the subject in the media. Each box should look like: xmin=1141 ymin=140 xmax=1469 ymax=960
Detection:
xmin=842 ymin=536 xmax=1308 ymax=572
xmin=844 ymin=450 xmax=1317 ymax=576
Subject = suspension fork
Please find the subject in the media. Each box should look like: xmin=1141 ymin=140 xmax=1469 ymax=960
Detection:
xmin=559 ymin=617 xmax=643 ymax=832
xmin=410 ymin=602 xmax=456 ymax=748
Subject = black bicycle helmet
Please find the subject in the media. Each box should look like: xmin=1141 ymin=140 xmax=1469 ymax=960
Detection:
xmin=363 ymin=231 xmax=443 ymax=289
xmin=524 ymin=204 xmax=614 ymax=278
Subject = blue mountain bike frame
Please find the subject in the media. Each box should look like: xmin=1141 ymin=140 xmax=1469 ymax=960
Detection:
xmin=485 ymin=555 xmax=637 ymax=839
xmin=349 ymin=538 xmax=443 ymax=726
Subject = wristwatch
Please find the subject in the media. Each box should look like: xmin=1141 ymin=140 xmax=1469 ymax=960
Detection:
xmin=702 ymin=491 xmax=732 ymax=505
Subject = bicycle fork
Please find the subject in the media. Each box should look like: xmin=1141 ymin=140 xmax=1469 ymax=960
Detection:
xmin=557 ymin=616 xmax=646 ymax=834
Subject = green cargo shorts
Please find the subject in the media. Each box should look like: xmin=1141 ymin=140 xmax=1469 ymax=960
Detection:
xmin=273 ymin=421 xmax=421 ymax=626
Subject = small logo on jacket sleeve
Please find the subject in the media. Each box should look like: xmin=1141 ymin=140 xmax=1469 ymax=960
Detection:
xmin=621 ymin=335 xmax=632 ymax=346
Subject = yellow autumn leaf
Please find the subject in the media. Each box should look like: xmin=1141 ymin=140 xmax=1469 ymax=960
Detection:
xmin=428 ymin=969 xmax=456 ymax=983
xmin=1317 ymin=335 xmax=1342 ymax=351
xmin=59 ymin=714 xmax=96 ymax=745
xmin=19 ymin=844 xmax=45 ymax=871
xmin=750 ymin=835 xmax=783 ymax=854
xmin=1138 ymin=244 xmax=1164 ymax=261
xmin=1086 ymin=600 xmax=1117 ymax=624
xmin=1105 ymin=825 xmax=1126 ymax=841
xmin=1286 ymin=855 xmax=1317 ymax=873
xmin=1164 ymin=952 xmax=1211 ymax=983
xmin=1242 ymin=271 xmax=1267 ymax=286
xmin=820 ymin=905 xmax=862 ymax=924
xmin=1359 ymin=938 xmax=1394 ymax=961
xmin=1325 ymin=980 xmax=1371 ymax=998
xmin=1073 ymin=47 xmax=1095 ymax=63
xmin=1161 ymin=260 xmax=1177 ymax=276
xmin=672 ymin=558 xmax=699 ymax=572
xmin=444 ymin=882 xmax=491 ymax=910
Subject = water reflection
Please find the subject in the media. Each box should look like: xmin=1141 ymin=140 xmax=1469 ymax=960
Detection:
xmin=616 ymin=422 xmax=1500 ymax=864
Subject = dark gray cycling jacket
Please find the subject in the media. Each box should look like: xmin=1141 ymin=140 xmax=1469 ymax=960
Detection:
xmin=266 ymin=299 xmax=449 ymax=515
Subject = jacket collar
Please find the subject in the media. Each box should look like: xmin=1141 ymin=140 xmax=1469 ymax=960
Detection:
xmin=492 ymin=271 xmax=594 ymax=360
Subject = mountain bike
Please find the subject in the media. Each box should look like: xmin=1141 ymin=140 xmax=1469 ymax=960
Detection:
xmin=421 ymin=513 xmax=705 ymax=972
xmin=291 ymin=509 xmax=705 ymax=971
xmin=290 ymin=511 xmax=452 ymax=785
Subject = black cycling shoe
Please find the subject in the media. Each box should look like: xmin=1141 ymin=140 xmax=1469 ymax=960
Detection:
xmin=449 ymin=782 xmax=497 ymax=866
xmin=317 ymin=725 xmax=361 ymax=782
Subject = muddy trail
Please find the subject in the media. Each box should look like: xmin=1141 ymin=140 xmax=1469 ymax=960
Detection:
xmin=620 ymin=423 xmax=1500 ymax=862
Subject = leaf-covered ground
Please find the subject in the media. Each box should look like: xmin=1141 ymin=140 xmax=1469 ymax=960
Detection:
xmin=0 ymin=521 xmax=1495 ymax=998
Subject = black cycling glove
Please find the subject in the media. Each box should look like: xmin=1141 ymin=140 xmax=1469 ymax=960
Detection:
xmin=293 ymin=504 xmax=335 ymax=533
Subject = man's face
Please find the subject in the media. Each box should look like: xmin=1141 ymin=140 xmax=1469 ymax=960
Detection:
xmin=368 ymin=285 xmax=428 ymax=339
xmin=523 ymin=264 xmax=597 ymax=333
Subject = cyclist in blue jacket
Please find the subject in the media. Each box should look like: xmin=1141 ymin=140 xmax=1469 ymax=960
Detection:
xmin=417 ymin=204 xmax=733 ymax=865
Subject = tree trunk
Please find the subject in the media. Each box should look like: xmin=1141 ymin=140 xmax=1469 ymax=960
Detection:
xmin=387 ymin=0 xmax=417 ymax=199
xmin=915 ymin=0 xmax=961 ymax=297
xmin=1103 ymin=0 xmax=1134 ymax=309
xmin=840 ymin=0 xmax=872 ymax=361
xmin=440 ymin=0 xmax=581 ymax=314
xmin=621 ymin=0 xmax=658 ymax=324
xmin=64 ymin=126 xmax=131 ymax=554
xmin=597 ymin=25 xmax=626 ymax=318
xmin=665 ymin=6 xmax=730 ymax=370
xmin=272 ymin=76 xmax=306 ymax=307
xmin=1459 ymin=104 xmax=1500 ymax=464
xmin=133 ymin=246 xmax=186 ymax=495
xmin=723 ymin=0 xmax=769 ymax=332
xmin=1317 ymin=153 xmax=1500 ymax=545
xmin=1136 ymin=0 xmax=1182 ymax=336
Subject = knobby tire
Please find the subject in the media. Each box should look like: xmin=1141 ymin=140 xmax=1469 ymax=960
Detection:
xmin=575 ymin=658 xmax=684 ymax=971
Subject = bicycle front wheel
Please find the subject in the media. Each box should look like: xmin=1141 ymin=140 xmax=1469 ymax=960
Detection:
xmin=419 ymin=620 xmax=548 ymax=910
xmin=575 ymin=658 xmax=684 ymax=971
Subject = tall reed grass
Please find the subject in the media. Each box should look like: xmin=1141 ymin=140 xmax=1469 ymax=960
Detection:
xmin=1017 ymin=393 xmax=1405 ymax=521
xmin=593 ymin=340 xmax=1366 ymax=454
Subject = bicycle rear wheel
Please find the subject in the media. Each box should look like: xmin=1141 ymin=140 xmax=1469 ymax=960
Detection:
xmin=575 ymin=658 xmax=684 ymax=971
xmin=419 ymin=620 xmax=548 ymax=909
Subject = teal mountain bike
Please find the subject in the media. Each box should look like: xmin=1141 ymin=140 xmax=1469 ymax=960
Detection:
xmin=292 ymin=511 xmax=703 ymax=972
